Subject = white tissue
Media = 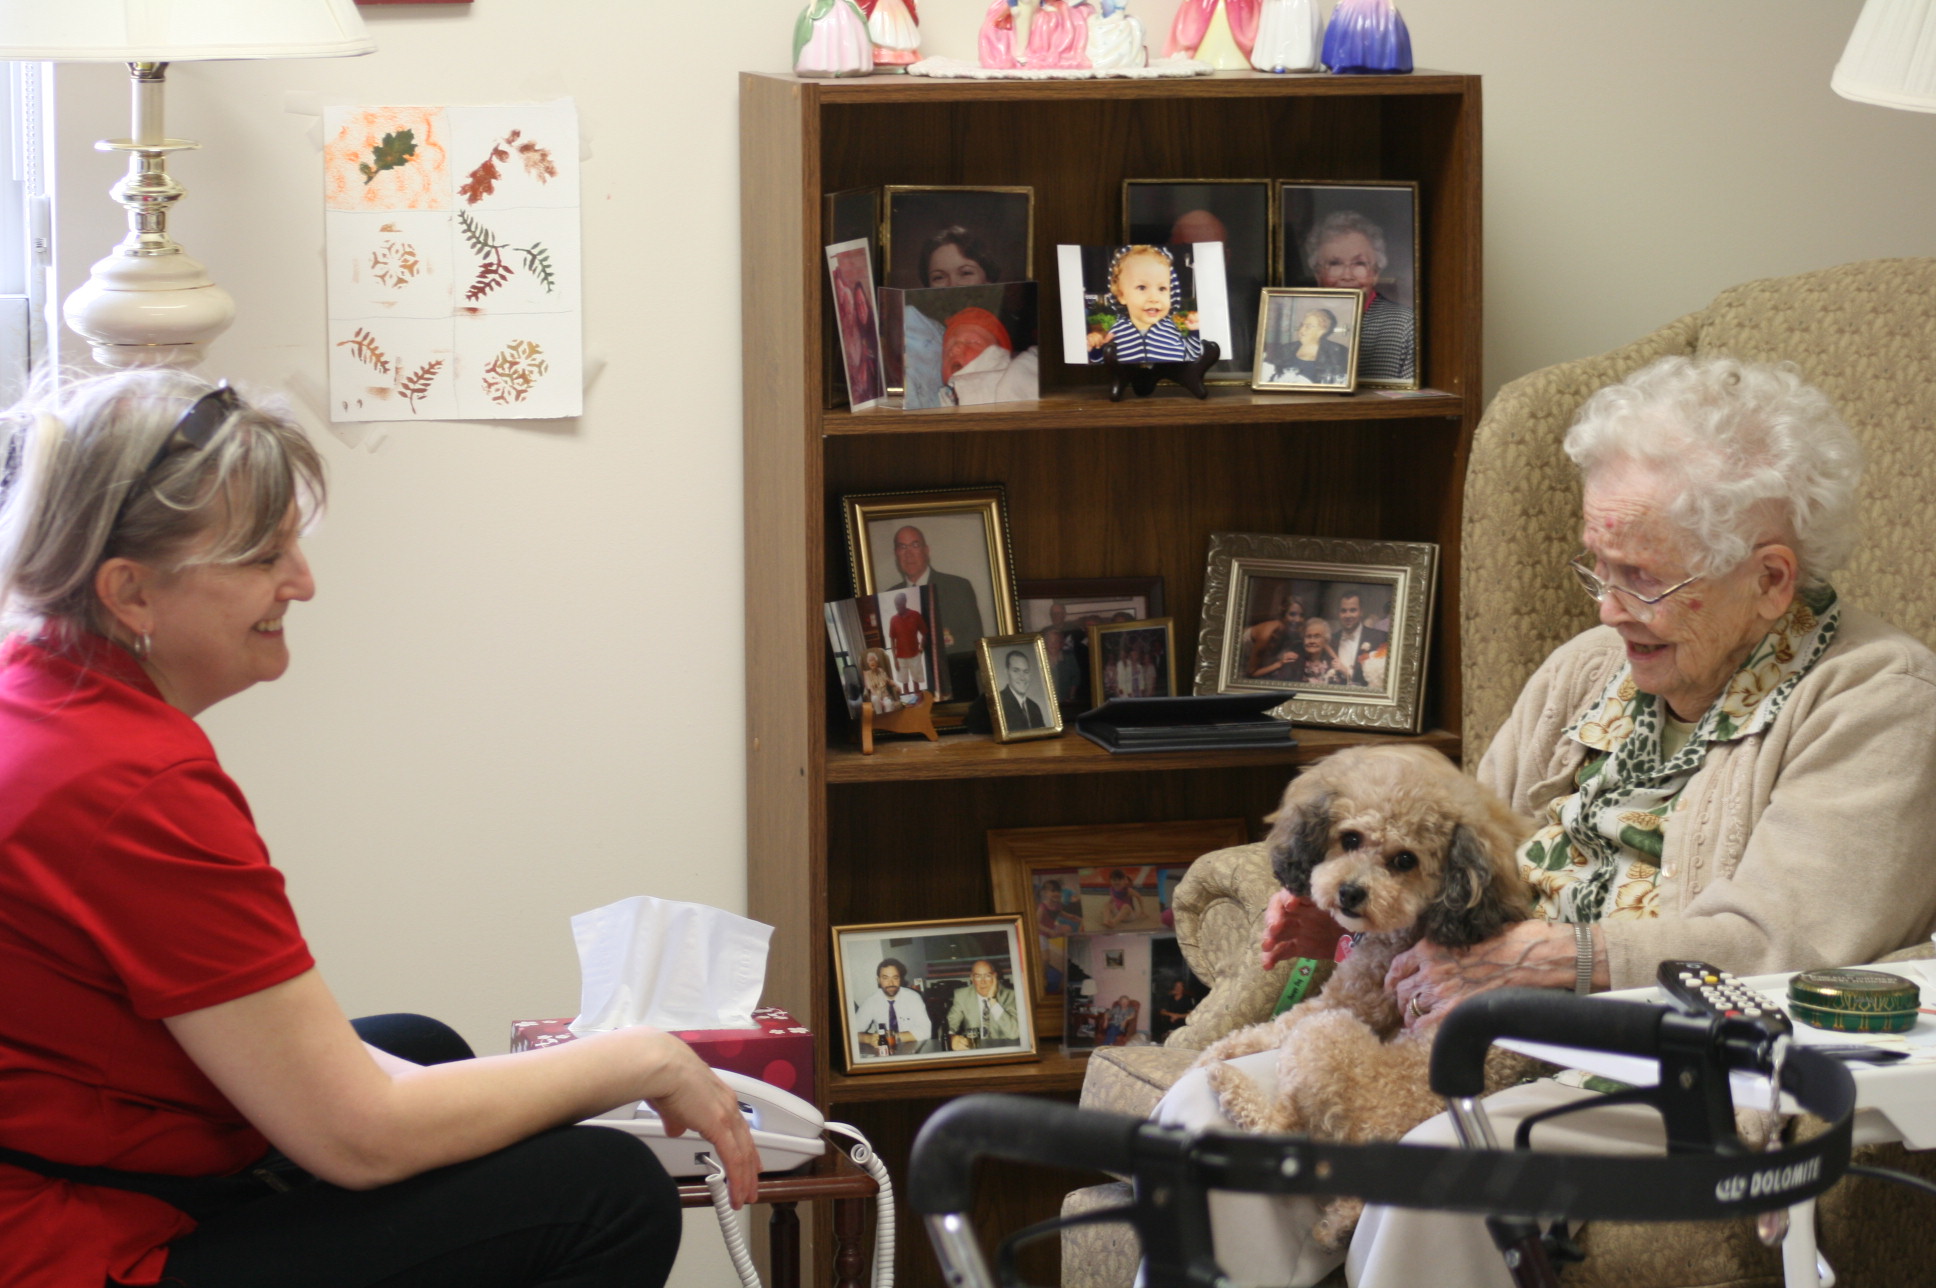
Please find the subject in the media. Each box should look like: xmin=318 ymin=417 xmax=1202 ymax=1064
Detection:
xmin=568 ymin=895 xmax=773 ymax=1034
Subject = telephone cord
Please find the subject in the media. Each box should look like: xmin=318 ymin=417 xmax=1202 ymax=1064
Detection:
xmin=700 ymin=1120 xmax=895 ymax=1288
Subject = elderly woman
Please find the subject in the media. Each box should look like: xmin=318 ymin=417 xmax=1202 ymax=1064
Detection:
xmin=1160 ymin=355 xmax=1936 ymax=1287
xmin=1303 ymin=209 xmax=1414 ymax=384
xmin=0 ymin=371 xmax=757 ymax=1288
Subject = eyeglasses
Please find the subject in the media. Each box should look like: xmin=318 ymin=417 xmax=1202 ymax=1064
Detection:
xmin=1568 ymin=550 xmax=1699 ymax=621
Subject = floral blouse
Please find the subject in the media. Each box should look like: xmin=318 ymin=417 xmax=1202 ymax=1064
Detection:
xmin=1517 ymin=585 xmax=1840 ymax=925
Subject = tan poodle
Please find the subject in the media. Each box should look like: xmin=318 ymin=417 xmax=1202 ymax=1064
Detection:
xmin=1197 ymin=744 xmax=1541 ymax=1250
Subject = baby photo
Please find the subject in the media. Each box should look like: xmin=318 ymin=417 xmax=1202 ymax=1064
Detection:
xmin=1055 ymin=242 xmax=1231 ymax=367
xmin=880 ymin=281 xmax=1039 ymax=410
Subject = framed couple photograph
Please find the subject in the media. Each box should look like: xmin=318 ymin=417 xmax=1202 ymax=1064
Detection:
xmin=977 ymin=633 xmax=1064 ymax=743
xmin=986 ymin=818 xmax=1247 ymax=1033
xmin=1123 ymin=179 xmax=1272 ymax=383
xmin=1087 ymin=617 xmax=1176 ymax=707
xmin=832 ymin=914 xmax=1037 ymax=1074
xmin=1251 ymin=288 xmax=1363 ymax=393
xmin=1017 ymin=577 xmax=1165 ymax=716
xmin=1192 ymin=533 xmax=1439 ymax=734
xmin=845 ymin=486 xmax=1019 ymax=716
xmin=1279 ymin=181 xmax=1419 ymax=389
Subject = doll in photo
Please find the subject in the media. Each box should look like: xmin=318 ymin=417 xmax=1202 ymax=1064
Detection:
xmin=794 ymin=0 xmax=875 ymax=77
xmin=1087 ymin=245 xmax=1202 ymax=365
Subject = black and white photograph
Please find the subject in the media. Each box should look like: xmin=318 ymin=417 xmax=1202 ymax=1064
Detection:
xmin=1055 ymin=242 xmax=1231 ymax=367
xmin=879 ymin=281 xmax=1038 ymax=409
xmin=833 ymin=916 xmax=1037 ymax=1074
xmin=977 ymin=633 xmax=1064 ymax=743
xmin=1253 ymin=287 xmax=1362 ymax=393
xmin=883 ymin=186 xmax=1033 ymax=291
xmin=1278 ymin=181 xmax=1419 ymax=388
xmin=845 ymin=487 xmax=1017 ymax=710
xmin=1125 ymin=179 xmax=1271 ymax=381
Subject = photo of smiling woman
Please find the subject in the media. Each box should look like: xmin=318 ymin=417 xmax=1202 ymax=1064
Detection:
xmin=883 ymin=186 xmax=1032 ymax=291
xmin=0 ymin=370 xmax=757 ymax=1288
xmin=1280 ymin=181 xmax=1418 ymax=388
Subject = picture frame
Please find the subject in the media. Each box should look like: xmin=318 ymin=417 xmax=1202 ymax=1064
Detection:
xmin=1124 ymin=179 xmax=1273 ymax=383
xmin=878 ymin=281 xmax=1039 ymax=409
xmin=1192 ymin=532 xmax=1439 ymax=733
xmin=1086 ymin=617 xmax=1176 ymax=708
xmin=832 ymin=914 xmax=1037 ymax=1073
xmin=977 ymin=633 xmax=1064 ymax=743
xmin=1017 ymin=577 xmax=1165 ymax=716
xmin=986 ymin=818 xmax=1248 ymax=1034
xmin=1278 ymin=181 xmax=1420 ymax=389
xmin=845 ymin=486 xmax=1018 ymax=716
xmin=1251 ymin=287 xmax=1363 ymax=393
xmin=882 ymin=185 xmax=1034 ymax=291
xmin=825 ymin=238 xmax=884 ymax=410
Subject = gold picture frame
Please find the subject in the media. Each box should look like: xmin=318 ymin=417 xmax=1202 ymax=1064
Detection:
xmin=1085 ymin=616 xmax=1177 ymax=708
xmin=1251 ymin=287 xmax=1363 ymax=394
xmin=1192 ymin=532 xmax=1439 ymax=733
xmin=1123 ymin=178 xmax=1275 ymax=383
xmin=881 ymin=185 xmax=1034 ymax=291
xmin=845 ymin=486 xmax=1018 ymax=720
xmin=1278 ymin=180 xmax=1421 ymax=390
xmin=977 ymin=633 xmax=1065 ymax=743
xmin=832 ymin=914 xmax=1038 ymax=1074
xmin=986 ymin=820 xmax=1250 ymax=1035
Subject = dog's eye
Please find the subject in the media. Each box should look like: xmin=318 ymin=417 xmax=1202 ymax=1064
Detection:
xmin=1390 ymin=851 xmax=1418 ymax=872
xmin=1340 ymin=830 xmax=1362 ymax=851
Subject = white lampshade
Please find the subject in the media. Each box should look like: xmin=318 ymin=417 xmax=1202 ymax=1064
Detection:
xmin=1834 ymin=0 xmax=1936 ymax=113
xmin=0 ymin=0 xmax=374 ymax=62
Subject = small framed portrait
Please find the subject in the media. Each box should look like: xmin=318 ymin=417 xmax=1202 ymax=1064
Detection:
xmin=1278 ymin=181 xmax=1420 ymax=389
xmin=1124 ymin=179 xmax=1273 ymax=382
xmin=978 ymin=633 xmax=1064 ymax=743
xmin=1017 ymin=577 xmax=1165 ymax=716
xmin=1252 ymin=288 xmax=1363 ymax=393
xmin=832 ymin=914 xmax=1037 ymax=1074
xmin=1087 ymin=617 xmax=1176 ymax=708
xmin=1065 ymin=932 xmax=1170 ymax=1053
xmin=825 ymin=237 xmax=884 ymax=410
xmin=1192 ymin=532 xmax=1439 ymax=733
xmin=1055 ymin=242 xmax=1231 ymax=368
xmin=986 ymin=819 xmax=1247 ymax=1033
xmin=845 ymin=486 xmax=1018 ymax=716
xmin=883 ymin=186 xmax=1033 ymax=291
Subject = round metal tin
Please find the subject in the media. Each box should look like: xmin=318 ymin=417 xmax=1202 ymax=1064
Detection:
xmin=1787 ymin=968 xmax=1921 ymax=1034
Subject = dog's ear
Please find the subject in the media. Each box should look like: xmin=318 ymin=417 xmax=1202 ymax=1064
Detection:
xmin=1266 ymin=789 xmax=1332 ymax=897
xmin=1420 ymin=823 xmax=1530 ymax=948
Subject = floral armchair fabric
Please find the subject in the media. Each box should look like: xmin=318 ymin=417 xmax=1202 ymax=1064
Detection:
xmin=1061 ymin=258 xmax=1936 ymax=1288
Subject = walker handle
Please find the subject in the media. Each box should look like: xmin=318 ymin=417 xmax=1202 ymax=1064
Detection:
xmin=910 ymin=1093 xmax=1147 ymax=1216
xmin=1430 ymin=989 xmax=1671 ymax=1097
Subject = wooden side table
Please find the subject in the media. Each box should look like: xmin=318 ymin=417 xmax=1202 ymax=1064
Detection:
xmin=678 ymin=1148 xmax=879 ymax=1288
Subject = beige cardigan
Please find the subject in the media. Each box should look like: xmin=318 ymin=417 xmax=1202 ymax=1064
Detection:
xmin=1477 ymin=607 xmax=1936 ymax=990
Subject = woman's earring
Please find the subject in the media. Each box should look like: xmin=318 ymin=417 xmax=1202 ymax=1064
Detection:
xmin=133 ymin=632 xmax=152 ymax=660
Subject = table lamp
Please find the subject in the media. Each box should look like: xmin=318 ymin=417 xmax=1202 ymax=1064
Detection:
xmin=0 ymin=0 xmax=375 ymax=367
xmin=1834 ymin=0 xmax=1936 ymax=112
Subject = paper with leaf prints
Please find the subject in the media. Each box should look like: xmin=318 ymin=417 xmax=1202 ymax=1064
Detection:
xmin=325 ymin=99 xmax=582 ymax=421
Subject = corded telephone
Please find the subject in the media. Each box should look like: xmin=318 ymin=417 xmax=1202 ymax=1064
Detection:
xmin=583 ymin=1067 xmax=827 ymax=1177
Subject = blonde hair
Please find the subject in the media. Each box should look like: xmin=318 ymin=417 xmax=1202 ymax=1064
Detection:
xmin=0 ymin=369 xmax=326 ymax=637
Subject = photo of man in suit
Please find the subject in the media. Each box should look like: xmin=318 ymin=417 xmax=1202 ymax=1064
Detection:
xmin=850 ymin=957 xmax=931 ymax=1057
xmin=1330 ymin=590 xmax=1389 ymax=687
xmin=946 ymin=959 xmax=1023 ymax=1049
xmin=885 ymin=524 xmax=986 ymax=697
xmin=997 ymin=648 xmax=1048 ymax=732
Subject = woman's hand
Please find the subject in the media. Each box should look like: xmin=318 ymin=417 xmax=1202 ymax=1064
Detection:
xmin=1260 ymin=889 xmax=1346 ymax=968
xmin=1385 ymin=920 xmax=1581 ymax=1029
xmin=638 ymin=1032 xmax=762 ymax=1208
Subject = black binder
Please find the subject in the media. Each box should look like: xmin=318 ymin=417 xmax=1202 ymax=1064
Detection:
xmin=1075 ymin=693 xmax=1297 ymax=753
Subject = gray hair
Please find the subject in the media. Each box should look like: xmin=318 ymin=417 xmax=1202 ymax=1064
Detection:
xmin=1563 ymin=356 xmax=1863 ymax=583
xmin=0 ymin=368 xmax=326 ymax=638
xmin=1302 ymin=210 xmax=1389 ymax=277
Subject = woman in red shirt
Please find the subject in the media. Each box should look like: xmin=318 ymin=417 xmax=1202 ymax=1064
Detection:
xmin=0 ymin=370 xmax=757 ymax=1288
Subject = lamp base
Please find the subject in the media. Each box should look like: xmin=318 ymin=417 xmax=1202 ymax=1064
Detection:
xmin=62 ymin=247 xmax=235 ymax=369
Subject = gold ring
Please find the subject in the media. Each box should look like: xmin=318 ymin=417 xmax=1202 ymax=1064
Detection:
xmin=1408 ymin=995 xmax=1426 ymax=1018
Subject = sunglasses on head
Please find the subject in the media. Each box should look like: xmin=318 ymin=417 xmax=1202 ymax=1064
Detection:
xmin=141 ymin=383 xmax=243 ymax=475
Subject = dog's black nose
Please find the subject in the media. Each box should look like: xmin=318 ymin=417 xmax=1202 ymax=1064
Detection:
xmin=1336 ymin=883 xmax=1367 ymax=914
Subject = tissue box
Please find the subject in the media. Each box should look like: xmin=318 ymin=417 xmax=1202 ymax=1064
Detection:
xmin=509 ymin=1007 xmax=816 ymax=1103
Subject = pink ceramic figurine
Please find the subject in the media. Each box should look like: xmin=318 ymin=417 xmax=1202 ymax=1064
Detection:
xmin=794 ymin=0 xmax=875 ymax=78
xmin=979 ymin=0 xmax=1092 ymax=70
xmin=860 ymin=0 xmax=921 ymax=70
xmin=1164 ymin=0 xmax=1258 ymax=68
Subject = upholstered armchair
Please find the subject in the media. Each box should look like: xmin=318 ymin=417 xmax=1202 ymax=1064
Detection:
xmin=1061 ymin=258 xmax=1936 ymax=1288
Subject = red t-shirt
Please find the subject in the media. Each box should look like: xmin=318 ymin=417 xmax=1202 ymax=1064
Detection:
xmin=0 ymin=635 xmax=314 ymax=1287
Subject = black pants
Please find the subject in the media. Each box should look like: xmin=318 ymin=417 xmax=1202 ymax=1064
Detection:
xmin=152 ymin=1015 xmax=681 ymax=1288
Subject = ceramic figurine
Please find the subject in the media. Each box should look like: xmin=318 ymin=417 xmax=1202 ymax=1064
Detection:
xmin=794 ymin=0 xmax=875 ymax=78
xmin=1164 ymin=0 xmax=1257 ymax=70
xmin=1250 ymin=0 xmax=1319 ymax=72
xmin=979 ymin=0 xmax=1091 ymax=70
xmin=1320 ymin=0 xmax=1412 ymax=73
xmin=1086 ymin=0 xmax=1148 ymax=70
xmin=860 ymin=0 xmax=921 ymax=71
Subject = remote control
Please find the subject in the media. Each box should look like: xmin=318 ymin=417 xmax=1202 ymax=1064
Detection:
xmin=1656 ymin=959 xmax=1792 ymax=1034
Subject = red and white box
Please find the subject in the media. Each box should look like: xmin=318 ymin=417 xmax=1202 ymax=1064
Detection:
xmin=509 ymin=1006 xmax=816 ymax=1103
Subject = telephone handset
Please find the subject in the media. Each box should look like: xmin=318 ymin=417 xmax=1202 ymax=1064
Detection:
xmin=582 ymin=1067 xmax=827 ymax=1177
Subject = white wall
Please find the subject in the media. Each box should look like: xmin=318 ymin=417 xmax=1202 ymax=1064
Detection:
xmin=44 ymin=3 xmax=1936 ymax=1279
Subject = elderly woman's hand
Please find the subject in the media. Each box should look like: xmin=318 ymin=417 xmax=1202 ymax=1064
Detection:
xmin=1385 ymin=920 xmax=1583 ymax=1030
xmin=1260 ymin=889 xmax=1346 ymax=969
